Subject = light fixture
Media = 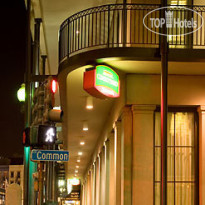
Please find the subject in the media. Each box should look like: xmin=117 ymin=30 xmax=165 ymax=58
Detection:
xmin=77 ymin=159 xmax=81 ymax=163
xmin=86 ymin=96 xmax=93 ymax=110
xmin=78 ymin=152 xmax=83 ymax=156
xmin=83 ymin=121 xmax=88 ymax=131
xmin=74 ymin=174 xmax=77 ymax=177
xmin=76 ymin=165 xmax=79 ymax=169
xmin=80 ymin=141 xmax=85 ymax=145
xmin=75 ymin=170 xmax=78 ymax=173
xmin=17 ymin=83 xmax=26 ymax=102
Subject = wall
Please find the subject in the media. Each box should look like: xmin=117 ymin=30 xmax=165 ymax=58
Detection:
xmin=82 ymin=73 xmax=205 ymax=205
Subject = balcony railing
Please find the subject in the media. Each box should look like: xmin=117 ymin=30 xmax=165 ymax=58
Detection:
xmin=59 ymin=4 xmax=205 ymax=62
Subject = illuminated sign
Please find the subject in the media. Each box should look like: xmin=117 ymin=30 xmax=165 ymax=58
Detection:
xmin=38 ymin=125 xmax=56 ymax=145
xmin=83 ymin=65 xmax=120 ymax=99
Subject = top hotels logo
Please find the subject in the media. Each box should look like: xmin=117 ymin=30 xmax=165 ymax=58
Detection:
xmin=143 ymin=6 xmax=204 ymax=36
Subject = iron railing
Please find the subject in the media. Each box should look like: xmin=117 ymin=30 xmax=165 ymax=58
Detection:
xmin=59 ymin=4 xmax=205 ymax=62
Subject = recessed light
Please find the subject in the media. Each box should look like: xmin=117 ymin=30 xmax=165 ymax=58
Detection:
xmin=86 ymin=96 xmax=93 ymax=110
xmin=80 ymin=141 xmax=85 ymax=145
xmin=76 ymin=166 xmax=79 ymax=169
xmin=78 ymin=152 xmax=83 ymax=156
xmin=83 ymin=121 xmax=88 ymax=131
xmin=75 ymin=170 xmax=78 ymax=173
xmin=77 ymin=159 xmax=80 ymax=163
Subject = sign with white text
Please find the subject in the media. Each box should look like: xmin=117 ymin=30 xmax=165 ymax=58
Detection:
xmin=83 ymin=65 xmax=120 ymax=99
xmin=31 ymin=150 xmax=69 ymax=162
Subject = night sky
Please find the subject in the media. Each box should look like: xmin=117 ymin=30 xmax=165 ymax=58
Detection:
xmin=0 ymin=0 xmax=26 ymax=158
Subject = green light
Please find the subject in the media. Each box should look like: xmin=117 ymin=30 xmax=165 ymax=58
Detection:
xmin=17 ymin=83 xmax=26 ymax=102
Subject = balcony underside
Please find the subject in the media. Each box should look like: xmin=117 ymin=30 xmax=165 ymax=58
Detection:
xmin=59 ymin=47 xmax=205 ymax=75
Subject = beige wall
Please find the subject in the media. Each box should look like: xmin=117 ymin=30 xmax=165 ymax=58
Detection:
xmin=127 ymin=74 xmax=205 ymax=105
xmin=82 ymin=73 xmax=205 ymax=205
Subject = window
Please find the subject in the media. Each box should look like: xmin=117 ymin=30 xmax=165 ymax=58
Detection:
xmin=10 ymin=172 xmax=14 ymax=178
xmin=154 ymin=111 xmax=198 ymax=204
xmin=17 ymin=171 xmax=20 ymax=178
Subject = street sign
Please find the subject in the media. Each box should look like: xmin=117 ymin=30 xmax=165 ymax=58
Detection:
xmin=31 ymin=150 xmax=69 ymax=162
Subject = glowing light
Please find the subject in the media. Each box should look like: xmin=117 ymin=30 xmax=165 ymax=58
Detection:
xmin=75 ymin=170 xmax=78 ymax=173
xmin=58 ymin=180 xmax=65 ymax=187
xmin=68 ymin=178 xmax=80 ymax=186
xmin=83 ymin=121 xmax=88 ymax=131
xmin=45 ymin=128 xmax=55 ymax=142
xmin=17 ymin=84 xmax=26 ymax=102
xmin=76 ymin=165 xmax=79 ymax=169
xmin=77 ymin=159 xmax=80 ymax=163
xmin=80 ymin=141 xmax=85 ymax=145
xmin=86 ymin=96 xmax=93 ymax=110
xmin=78 ymin=152 xmax=83 ymax=156
xmin=51 ymin=79 xmax=57 ymax=93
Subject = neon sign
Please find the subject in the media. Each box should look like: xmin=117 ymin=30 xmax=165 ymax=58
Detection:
xmin=83 ymin=65 xmax=120 ymax=98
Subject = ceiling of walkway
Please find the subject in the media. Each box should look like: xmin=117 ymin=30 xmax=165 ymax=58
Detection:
xmin=37 ymin=0 xmax=205 ymax=180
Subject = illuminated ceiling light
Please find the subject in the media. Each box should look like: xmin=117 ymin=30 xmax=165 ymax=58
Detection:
xmin=80 ymin=141 xmax=85 ymax=145
xmin=76 ymin=30 xmax=80 ymax=34
xmin=74 ymin=174 xmax=77 ymax=177
xmin=78 ymin=152 xmax=83 ymax=156
xmin=77 ymin=159 xmax=81 ymax=163
xmin=75 ymin=170 xmax=78 ymax=173
xmin=86 ymin=96 xmax=93 ymax=110
xmin=76 ymin=165 xmax=79 ymax=169
xmin=83 ymin=121 xmax=88 ymax=131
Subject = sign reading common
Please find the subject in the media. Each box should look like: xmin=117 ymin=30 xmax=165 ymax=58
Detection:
xmin=31 ymin=150 xmax=69 ymax=162
xmin=83 ymin=65 xmax=120 ymax=99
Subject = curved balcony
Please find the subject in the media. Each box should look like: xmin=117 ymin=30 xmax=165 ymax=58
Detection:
xmin=59 ymin=4 xmax=205 ymax=64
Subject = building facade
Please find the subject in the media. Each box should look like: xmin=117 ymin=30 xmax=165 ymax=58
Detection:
xmin=31 ymin=0 xmax=205 ymax=204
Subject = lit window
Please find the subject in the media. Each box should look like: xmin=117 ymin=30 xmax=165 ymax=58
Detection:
xmin=154 ymin=111 xmax=197 ymax=204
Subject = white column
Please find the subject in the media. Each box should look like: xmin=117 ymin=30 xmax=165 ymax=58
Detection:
xmin=109 ymin=131 xmax=115 ymax=205
xmin=92 ymin=163 xmax=96 ymax=205
xmin=105 ymin=140 xmax=110 ymax=205
xmin=121 ymin=106 xmax=133 ymax=205
xmin=132 ymin=105 xmax=156 ymax=205
xmin=198 ymin=106 xmax=205 ymax=205
xmin=96 ymin=156 xmax=100 ymax=205
xmin=100 ymin=147 xmax=106 ymax=205
xmin=114 ymin=121 xmax=122 ymax=205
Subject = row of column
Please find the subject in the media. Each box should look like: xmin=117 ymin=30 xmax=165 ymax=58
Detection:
xmin=81 ymin=105 xmax=205 ymax=205
xmin=82 ymin=105 xmax=157 ymax=205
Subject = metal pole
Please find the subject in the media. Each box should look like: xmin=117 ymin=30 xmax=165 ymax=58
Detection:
xmin=38 ymin=162 xmax=44 ymax=205
xmin=24 ymin=0 xmax=31 ymax=204
xmin=33 ymin=19 xmax=42 ymax=76
xmin=160 ymin=0 xmax=168 ymax=205
xmin=41 ymin=55 xmax=47 ymax=75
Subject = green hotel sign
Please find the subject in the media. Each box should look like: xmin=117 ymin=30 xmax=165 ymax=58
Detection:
xmin=84 ymin=65 xmax=120 ymax=98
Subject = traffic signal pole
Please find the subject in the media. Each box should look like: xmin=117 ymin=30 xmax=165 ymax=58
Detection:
xmin=24 ymin=0 xmax=31 ymax=204
xmin=160 ymin=0 xmax=168 ymax=205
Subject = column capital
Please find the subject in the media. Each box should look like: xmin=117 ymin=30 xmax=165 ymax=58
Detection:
xmin=121 ymin=106 xmax=132 ymax=119
xmin=197 ymin=105 xmax=205 ymax=113
xmin=113 ymin=120 xmax=121 ymax=130
xmin=132 ymin=105 xmax=156 ymax=114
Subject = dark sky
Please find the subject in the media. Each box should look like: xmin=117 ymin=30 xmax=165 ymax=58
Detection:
xmin=0 ymin=0 xmax=26 ymax=157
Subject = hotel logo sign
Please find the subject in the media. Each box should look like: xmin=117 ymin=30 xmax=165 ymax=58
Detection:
xmin=84 ymin=65 xmax=120 ymax=99
xmin=143 ymin=6 xmax=204 ymax=36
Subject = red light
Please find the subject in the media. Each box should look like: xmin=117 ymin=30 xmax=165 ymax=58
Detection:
xmin=51 ymin=80 xmax=57 ymax=93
